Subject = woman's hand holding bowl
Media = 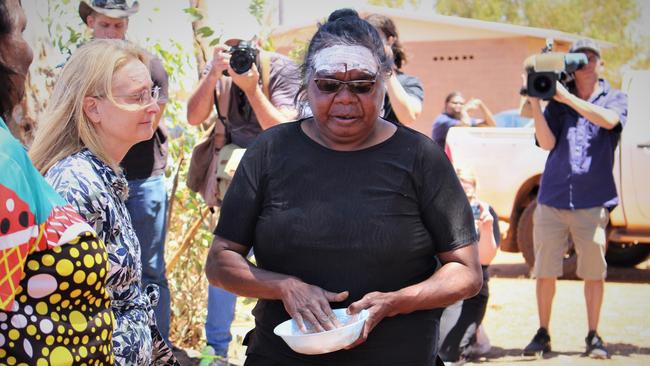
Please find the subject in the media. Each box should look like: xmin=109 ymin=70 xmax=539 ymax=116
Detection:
xmin=280 ymin=277 xmax=349 ymax=334
xmin=345 ymin=290 xmax=400 ymax=349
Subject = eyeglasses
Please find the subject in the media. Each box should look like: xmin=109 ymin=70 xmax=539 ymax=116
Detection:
xmin=112 ymin=86 xmax=160 ymax=107
xmin=313 ymin=78 xmax=377 ymax=94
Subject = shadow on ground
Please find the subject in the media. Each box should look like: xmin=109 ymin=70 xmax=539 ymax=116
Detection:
xmin=172 ymin=347 xmax=200 ymax=366
xmin=468 ymin=342 xmax=650 ymax=364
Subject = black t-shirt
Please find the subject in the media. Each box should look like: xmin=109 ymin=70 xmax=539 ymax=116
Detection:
xmin=382 ymin=72 xmax=424 ymax=125
xmin=214 ymin=120 xmax=477 ymax=366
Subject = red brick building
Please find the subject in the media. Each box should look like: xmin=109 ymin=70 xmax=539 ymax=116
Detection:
xmin=270 ymin=6 xmax=609 ymax=135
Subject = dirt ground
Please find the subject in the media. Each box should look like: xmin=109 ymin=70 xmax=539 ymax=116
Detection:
xmin=174 ymin=251 xmax=650 ymax=366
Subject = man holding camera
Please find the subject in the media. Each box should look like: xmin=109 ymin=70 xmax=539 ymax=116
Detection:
xmin=187 ymin=30 xmax=300 ymax=146
xmin=523 ymin=39 xmax=628 ymax=359
xmin=186 ymin=28 xmax=299 ymax=366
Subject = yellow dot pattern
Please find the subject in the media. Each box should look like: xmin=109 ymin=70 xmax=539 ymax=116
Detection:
xmin=0 ymin=231 xmax=112 ymax=365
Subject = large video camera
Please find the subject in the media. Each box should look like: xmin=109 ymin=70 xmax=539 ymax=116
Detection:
xmin=227 ymin=40 xmax=258 ymax=75
xmin=522 ymin=41 xmax=588 ymax=99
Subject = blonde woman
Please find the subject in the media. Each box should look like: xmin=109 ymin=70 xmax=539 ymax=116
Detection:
xmin=30 ymin=39 xmax=178 ymax=366
xmin=438 ymin=167 xmax=500 ymax=364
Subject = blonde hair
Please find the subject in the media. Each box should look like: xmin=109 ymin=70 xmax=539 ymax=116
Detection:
xmin=30 ymin=39 xmax=148 ymax=173
xmin=455 ymin=166 xmax=478 ymax=200
xmin=455 ymin=166 xmax=477 ymax=186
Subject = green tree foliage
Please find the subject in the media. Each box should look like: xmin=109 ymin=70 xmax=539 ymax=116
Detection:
xmin=435 ymin=0 xmax=649 ymax=85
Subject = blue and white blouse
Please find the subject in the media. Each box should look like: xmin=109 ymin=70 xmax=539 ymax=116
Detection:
xmin=45 ymin=148 xmax=178 ymax=365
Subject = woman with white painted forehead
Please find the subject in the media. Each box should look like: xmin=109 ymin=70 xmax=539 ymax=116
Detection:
xmin=205 ymin=9 xmax=482 ymax=366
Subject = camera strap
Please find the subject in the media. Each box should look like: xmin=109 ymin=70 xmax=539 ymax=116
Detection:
xmin=214 ymin=76 xmax=231 ymax=142
xmin=212 ymin=53 xmax=271 ymax=139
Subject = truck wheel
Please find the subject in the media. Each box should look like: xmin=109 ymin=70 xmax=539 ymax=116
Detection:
xmin=606 ymin=242 xmax=650 ymax=267
xmin=516 ymin=201 xmax=577 ymax=279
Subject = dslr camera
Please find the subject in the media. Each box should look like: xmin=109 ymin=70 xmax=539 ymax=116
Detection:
xmin=227 ymin=40 xmax=258 ymax=75
xmin=522 ymin=40 xmax=588 ymax=99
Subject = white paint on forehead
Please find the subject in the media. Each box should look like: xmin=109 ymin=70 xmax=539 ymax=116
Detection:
xmin=312 ymin=45 xmax=378 ymax=75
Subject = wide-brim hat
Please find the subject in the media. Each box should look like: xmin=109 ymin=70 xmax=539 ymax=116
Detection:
xmin=79 ymin=0 xmax=140 ymax=24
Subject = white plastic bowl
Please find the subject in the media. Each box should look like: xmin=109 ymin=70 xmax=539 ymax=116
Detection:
xmin=273 ymin=308 xmax=369 ymax=355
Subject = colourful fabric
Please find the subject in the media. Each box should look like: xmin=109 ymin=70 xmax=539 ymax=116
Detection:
xmin=0 ymin=117 xmax=114 ymax=364
xmin=45 ymin=148 xmax=179 ymax=365
xmin=0 ymin=117 xmax=91 ymax=309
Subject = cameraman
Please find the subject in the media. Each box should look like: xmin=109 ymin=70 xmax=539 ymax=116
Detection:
xmin=186 ymin=29 xmax=300 ymax=366
xmin=523 ymin=39 xmax=627 ymax=359
xmin=187 ymin=31 xmax=300 ymax=145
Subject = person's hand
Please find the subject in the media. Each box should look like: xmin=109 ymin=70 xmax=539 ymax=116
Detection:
xmin=345 ymin=291 xmax=398 ymax=349
xmin=208 ymin=45 xmax=231 ymax=77
xmin=476 ymin=201 xmax=494 ymax=233
xmin=552 ymin=81 xmax=572 ymax=105
xmin=280 ymin=278 xmax=348 ymax=334
xmin=384 ymin=43 xmax=394 ymax=66
xmin=463 ymin=98 xmax=481 ymax=111
xmin=229 ymin=62 xmax=260 ymax=95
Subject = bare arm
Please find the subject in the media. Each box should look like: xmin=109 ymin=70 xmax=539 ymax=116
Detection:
xmin=230 ymin=63 xmax=298 ymax=129
xmin=476 ymin=201 xmax=498 ymax=265
xmin=529 ymin=97 xmax=556 ymax=150
xmin=186 ymin=71 xmax=219 ymax=126
xmin=554 ymin=82 xmax=620 ymax=130
xmin=463 ymin=99 xmax=496 ymax=127
xmin=385 ymin=73 xmax=422 ymax=125
xmin=187 ymin=46 xmax=231 ymax=126
xmin=205 ymin=235 xmax=348 ymax=332
xmin=346 ymin=243 xmax=482 ymax=348
xmin=476 ymin=100 xmax=496 ymax=127
xmin=388 ymin=243 xmax=482 ymax=312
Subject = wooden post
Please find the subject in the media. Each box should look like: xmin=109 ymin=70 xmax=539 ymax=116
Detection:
xmin=166 ymin=206 xmax=212 ymax=275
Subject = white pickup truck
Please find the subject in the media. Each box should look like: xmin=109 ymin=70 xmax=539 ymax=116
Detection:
xmin=446 ymin=70 xmax=650 ymax=276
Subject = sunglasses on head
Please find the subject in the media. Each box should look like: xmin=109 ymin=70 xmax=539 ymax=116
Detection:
xmin=92 ymin=0 xmax=129 ymax=8
xmin=313 ymin=78 xmax=377 ymax=94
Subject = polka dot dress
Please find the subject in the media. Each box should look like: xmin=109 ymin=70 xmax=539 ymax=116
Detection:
xmin=0 ymin=232 xmax=114 ymax=365
xmin=2 ymin=117 xmax=114 ymax=364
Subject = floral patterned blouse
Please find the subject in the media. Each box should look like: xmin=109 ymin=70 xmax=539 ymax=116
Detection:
xmin=45 ymin=148 xmax=178 ymax=366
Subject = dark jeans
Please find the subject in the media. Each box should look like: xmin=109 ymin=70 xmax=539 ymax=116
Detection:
xmin=126 ymin=175 xmax=170 ymax=342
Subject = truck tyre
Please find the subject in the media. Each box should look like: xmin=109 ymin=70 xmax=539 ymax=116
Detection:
xmin=516 ymin=201 xmax=577 ymax=279
xmin=606 ymin=242 xmax=650 ymax=267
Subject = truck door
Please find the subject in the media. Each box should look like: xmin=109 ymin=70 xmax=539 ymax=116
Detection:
xmin=620 ymin=71 xmax=650 ymax=226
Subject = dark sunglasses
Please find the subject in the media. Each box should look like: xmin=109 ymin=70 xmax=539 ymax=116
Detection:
xmin=313 ymin=78 xmax=377 ymax=94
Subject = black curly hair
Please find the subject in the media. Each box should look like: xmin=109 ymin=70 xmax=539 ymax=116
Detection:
xmin=295 ymin=8 xmax=392 ymax=110
xmin=0 ymin=0 xmax=19 ymax=120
